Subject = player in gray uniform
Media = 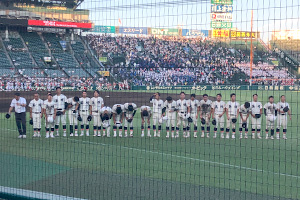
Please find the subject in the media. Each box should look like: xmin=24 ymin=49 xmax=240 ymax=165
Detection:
xmin=140 ymin=105 xmax=152 ymax=137
xmin=29 ymin=93 xmax=43 ymax=137
xmin=150 ymin=93 xmax=164 ymax=137
xmin=43 ymin=93 xmax=57 ymax=138
xmin=163 ymin=96 xmax=177 ymax=138
xmin=239 ymin=102 xmax=251 ymax=139
xmin=124 ymin=103 xmax=137 ymax=137
xmin=100 ymin=106 xmax=112 ymax=137
xmin=187 ymin=94 xmax=200 ymax=138
xmin=112 ymin=104 xmax=124 ymax=137
xmin=79 ymin=91 xmax=91 ymax=136
xmin=264 ymin=96 xmax=277 ymax=139
xmin=276 ymin=95 xmax=291 ymax=139
xmin=211 ymin=94 xmax=226 ymax=138
xmin=176 ymin=92 xmax=189 ymax=138
xmin=250 ymin=94 xmax=263 ymax=139
xmin=66 ymin=96 xmax=80 ymax=136
xmin=199 ymin=94 xmax=212 ymax=138
xmin=53 ymin=87 xmax=67 ymax=137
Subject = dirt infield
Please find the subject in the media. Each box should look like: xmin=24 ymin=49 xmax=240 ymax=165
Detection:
xmin=0 ymin=91 xmax=216 ymax=112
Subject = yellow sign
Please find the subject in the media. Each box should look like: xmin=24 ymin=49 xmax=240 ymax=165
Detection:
xmin=231 ymin=31 xmax=257 ymax=38
xmin=98 ymin=71 xmax=110 ymax=76
xmin=212 ymin=29 xmax=230 ymax=38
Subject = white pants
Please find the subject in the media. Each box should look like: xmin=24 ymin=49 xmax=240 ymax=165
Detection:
xmin=226 ymin=115 xmax=237 ymax=129
xmin=152 ymin=113 xmax=162 ymax=126
xmin=92 ymin=112 xmax=102 ymax=127
xmin=114 ymin=114 xmax=123 ymax=127
xmin=177 ymin=113 xmax=187 ymax=128
xmin=102 ymin=119 xmax=111 ymax=128
xmin=251 ymin=116 xmax=261 ymax=129
xmin=68 ymin=111 xmax=78 ymax=125
xmin=239 ymin=114 xmax=249 ymax=129
xmin=214 ymin=114 xmax=225 ymax=129
xmin=166 ymin=113 xmax=176 ymax=127
xmin=32 ymin=113 xmax=42 ymax=129
xmin=45 ymin=115 xmax=54 ymax=129
xmin=124 ymin=113 xmax=133 ymax=128
xmin=277 ymin=114 xmax=287 ymax=129
xmin=80 ymin=111 xmax=89 ymax=125
xmin=266 ymin=115 xmax=276 ymax=130
xmin=55 ymin=110 xmax=66 ymax=126
xmin=189 ymin=113 xmax=198 ymax=126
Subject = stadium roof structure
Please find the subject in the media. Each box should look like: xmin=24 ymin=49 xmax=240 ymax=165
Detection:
xmin=2 ymin=0 xmax=84 ymax=9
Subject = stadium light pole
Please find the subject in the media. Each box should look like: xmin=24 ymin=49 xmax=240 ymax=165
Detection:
xmin=250 ymin=10 xmax=254 ymax=86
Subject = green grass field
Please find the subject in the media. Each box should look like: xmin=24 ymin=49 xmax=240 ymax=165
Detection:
xmin=0 ymin=89 xmax=299 ymax=200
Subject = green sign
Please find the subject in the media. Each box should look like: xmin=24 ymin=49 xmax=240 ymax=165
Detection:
xmin=150 ymin=28 xmax=179 ymax=36
xmin=211 ymin=0 xmax=233 ymax=5
xmin=99 ymin=57 xmax=108 ymax=63
xmin=211 ymin=21 xmax=232 ymax=29
xmin=93 ymin=25 xmax=115 ymax=33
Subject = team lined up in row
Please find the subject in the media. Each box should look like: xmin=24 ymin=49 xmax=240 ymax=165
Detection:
xmin=7 ymin=87 xmax=291 ymax=139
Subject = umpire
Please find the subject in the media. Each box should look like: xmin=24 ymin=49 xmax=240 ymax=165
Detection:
xmin=7 ymin=93 xmax=27 ymax=138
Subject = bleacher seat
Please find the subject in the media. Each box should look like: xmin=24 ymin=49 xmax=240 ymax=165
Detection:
xmin=0 ymin=50 xmax=13 ymax=68
xmin=63 ymin=67 xmax=91 ymax=78
xmin=44 ymin=69 xmax=67 ymax=78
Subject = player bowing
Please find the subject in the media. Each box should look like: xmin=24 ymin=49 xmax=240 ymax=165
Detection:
xmin=250 ymin=94 xmax=263 ymax=139
xmin=264 ymin=96 xmax=277 ymax=139
xmin=276 ymin=95 xmax=291 ymax=139
xmin=140 ymin=105 xmax=152 ymax=137
xmin=225 ymin=93 xmax=240 ymax=139
xmin=29 ymin=93 xmax=43 ymax=137
xmin=112 ymin=104 xmax=124 ymax=137
xmin=79 ymin=91 xmax=91 ymax=136
xmin=211 ymin=94 xmax=226 ymax=138
xmin=124 ymin=103 xmax=137 ymax=137
xmin=100 ymin=106 xmax=112 ymax=137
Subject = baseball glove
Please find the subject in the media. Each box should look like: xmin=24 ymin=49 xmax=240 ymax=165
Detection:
xmin=212 ymin=119 xmax=216 ymax=125
xmin=87 ymin=115 xmax=92 ymax=121
xmin=5 ymin=113 xmax=10 ymax=119
xmin=29 ymin=118 xmax=33 ymax=125
xmin=283 ymin=106 xmax=289 ymax=112
xmin=242 ymin=122 xmax=247 ymax=128
xmin=201 ymin=118 xmax=206 ymax=125
xmin=255 ymin=114 xmax=261 ymax=119
xmin=127 ymin=118 xmax=133 ymax=123
xmin=77 ymin=115 xmax=82 ymax=121
xmin=231 ymin=118 xmax=237 ymax=123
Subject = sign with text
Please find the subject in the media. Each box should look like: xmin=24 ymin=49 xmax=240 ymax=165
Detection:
xmin=212 ymin=29 xmax=230 ymax=38
xmin=211 ymin=13 xmax=233 ymax=21
xmin=211 ymin=21 xmax=232 ymax=28
xmin=211 ymin=5 xmax=233 ymax=13
xmin=93 ymin=25 xmax=115 ymax=33
xmin=211 ymin=0 xmax=233 ymax=4
xmin=98 ymin=71 xmax=110 ymax=76
xmin=150 ymin=28 xmax=179 ymax=36
xmin=182 ymin=29 xmax=209 ymax=37
xmin=28 ymin=20 xmax=92 ymax=29
xmin=118 ymin=27 xmax=147 ymax=34
xmin=230 ymin=31 xmax=257 ymax=38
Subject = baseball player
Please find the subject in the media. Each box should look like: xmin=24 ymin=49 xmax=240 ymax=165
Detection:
xmin=124 ymin=103 xmax=137 ymax=137
xmin=264 ymin=96 xmax=277 ymax=139
xmin=276 ymin=95 xmax=291 ymax=139
xmin=199 ymin=94 xmax=212 ymax=138
xmin=187 ymin=94 xmax=200 ymax=138
xmin=250 ymin=94 xmax=263 ymax=139
xmin=53 ymin=87 xmax=67 ymax=137
xmin=89 ymin=90 xmax=104 ymax=137
xmin=100 ymin=106 xmax=112 ymax=137
xmin=225 ymin=93 xmax=240 ymax=139
xmin=79 ymin=91 xmax=91 ymax=136
xmin=211 ymin=94 xmax=226 ymax=138
xmin=150 ymin=92 xmax=164 ymax=137
xmin=239 ymin=102 xmax=251 ymax=139
xmin=162 ymin=96 xmax=177 ymax=138
xmin=112 ymin=104 xmax=124 ymax=137
xmin=176 ymin=92 xmax=189 ymax=138
xmin=29 ymin=93 xmax=43 ymax=137
xmin=140 ymin=105 xmax=152 ymax=137
xmin=67 ymin=96 xmax=80 ymax=136
xmin=43 ymin=93 xmax=57 ymax=138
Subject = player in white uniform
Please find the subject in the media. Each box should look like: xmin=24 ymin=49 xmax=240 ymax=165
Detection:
xmin=124 ymin=103 xmax=137 ymax=137
xmin=79 ymin=91 xmax=90 ymax=136
xmin=225 ymin=93 xmax=240 ymax=139
xmin=239 ymin=102 xmax=251 ymax=139
xmin=42 ymin=93 xmax=57 ymax=138
xmin=89 ymin=90 xmax=104 ymax=136
xmin=53 ymin=87 xmax=67 ymax=137
xmin=29 ymin=93 xmax=43 ymax=137
xmin=163 ymin=96 xmax=177 ymax=138
xmin=276 ymin=95 xmax=291 ymax=139
xmin=67 ymin=96 xmax=80 ymax=136
xmin=100 ymin=106 xmax=112 ymax=137
xmin=112 ymin=104 xmax=124 ymax=137
xmin=150 ymin=93 xmax=164 ymax=137
xmin=140 ymin=105 xmax=152 ymax=137
xmin=250 ymin=94 xmax=263 ymax=139
xmin=211 ymin=94 xmax=226 ymax=138
xmin=199 ymin=94 xmax=212 ymax=138
xmin=187 ymin=94 xmax=200 ymax=138
xmin=176 ymin=92 xmax=189 ymax=138
xmin=264 ymin=96 xmax=277 ymax=140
